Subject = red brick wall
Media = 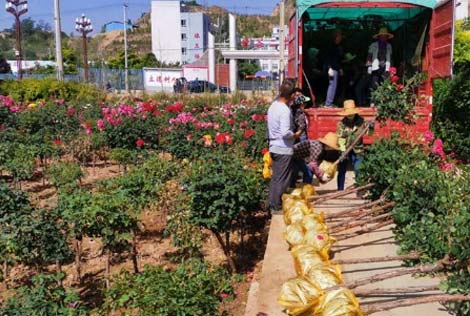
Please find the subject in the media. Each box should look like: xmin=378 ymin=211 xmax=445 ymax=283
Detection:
xmin=215 ymin=64 xmax=230 ymax=87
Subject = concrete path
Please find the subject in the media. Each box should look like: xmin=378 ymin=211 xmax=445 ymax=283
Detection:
xmin=244 ymin=172 xmax=450 ymax=316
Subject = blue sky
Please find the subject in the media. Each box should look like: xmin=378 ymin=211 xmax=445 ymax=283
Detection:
xmin=0 ymin=0 xmax=279 ymax=35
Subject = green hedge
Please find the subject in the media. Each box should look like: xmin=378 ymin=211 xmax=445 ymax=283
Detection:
xmin=0 ymin=78 xmax=104 ymax=104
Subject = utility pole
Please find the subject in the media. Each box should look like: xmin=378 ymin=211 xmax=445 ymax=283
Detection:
xmin=279 ymin=0 xmax=286 ymax=84
xmin=54 ymin=0 xmax=64 ymax=80
xmin=5 ymin=0 xmax=28 ymax=80
xmin=123 ymin=2 xmax=129 ymax=92
xmin=75 ymin=14 xmax=93 ymax=82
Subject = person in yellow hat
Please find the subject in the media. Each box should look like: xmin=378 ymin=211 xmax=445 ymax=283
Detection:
xmin=292 ymin=132 xmax=340 ymax=185
xmin=336 ymin=100 xmax=365 ymax=190
xmin=366 ymin=26 xmax=394 ymax=91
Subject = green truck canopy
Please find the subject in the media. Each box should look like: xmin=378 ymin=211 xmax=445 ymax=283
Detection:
xmin=297 ymin=0 xmax=437 ymax=30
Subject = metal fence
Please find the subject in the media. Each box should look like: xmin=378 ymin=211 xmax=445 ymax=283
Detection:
xmin=0 ymin=68 xmax=145 ymax=91
xmin=237 ymin=79 xmax=278 ymax=91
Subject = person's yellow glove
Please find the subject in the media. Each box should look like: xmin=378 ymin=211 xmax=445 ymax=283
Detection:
xmin=338 ymin=138 xmax=347 ymax=152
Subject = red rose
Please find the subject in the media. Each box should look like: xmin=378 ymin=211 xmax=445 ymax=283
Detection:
xmin=389 ymin=67 xmax=397 ymax=75
xmin=241 ymin=140 xmax=247 ymax=148
xmin=53 ymin=139 xmax=63 ymax=146
xmin=261 ymin=148 xmax=269 ymax=155
xmin=136 ymin=138 xmax=145 ymax=147
xmin=227 ymin=118 xmax=235 ymax=125
xmin=220 ymin=293 xmax=229 ymax=300
xmin=396 ymin=84 xmax=404 ymax=91
xmin=391 ymin=75 xmax=399 ymax=83
xmin=244 ymin=129 xmax=255 ymax=139
xmin=215 ymin=133 xmax=226 ymax=144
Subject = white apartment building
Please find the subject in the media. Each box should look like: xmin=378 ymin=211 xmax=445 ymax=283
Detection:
xmin=151 ymin=0 xmax=211 ymax=65
xmin=242 ymin=26 xmax=289 ymax=75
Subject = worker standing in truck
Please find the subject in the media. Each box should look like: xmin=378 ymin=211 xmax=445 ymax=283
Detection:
xmin=325 ymin=30 xmax=344 ymax=107
xmin=367 ymin=26 xmax=394 ymax=92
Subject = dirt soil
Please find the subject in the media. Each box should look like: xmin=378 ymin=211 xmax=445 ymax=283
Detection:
xmin=0 ymin=161 xmax=270 ymax=315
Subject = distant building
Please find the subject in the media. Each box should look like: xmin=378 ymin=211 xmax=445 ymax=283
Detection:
xmin=456 ymin=0 xmax=469 ymax=19
xmin=241 ymin=26 xmax=289 ymax=75
xmin=151 ymin=0 xmax=211 ymax=65
xmin=103 ymin=21 xmax=133 ymax=33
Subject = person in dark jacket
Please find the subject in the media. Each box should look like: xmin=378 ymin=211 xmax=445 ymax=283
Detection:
xmin=325 ymin=30 xmax=344 ymax=107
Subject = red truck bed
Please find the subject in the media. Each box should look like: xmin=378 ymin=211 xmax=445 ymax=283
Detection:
xmin=305 ymin=106 xmax=432 ymax=144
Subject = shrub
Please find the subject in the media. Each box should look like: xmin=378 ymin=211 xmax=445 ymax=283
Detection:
xmin=433 ymin=65 xmax=470 ymax=162
xmin=0 ymin=78 xmax=104 ymax=104
xmin=46 ymin=161 xmax=84 ymax=191
xmin=101 ymin=259 xmax=233 ymax=316
xmin=185 ymin=150 xmax=265 ymax=233
xmin=356 ymin=135 xmax=427 ymax=200
xmin=0 ymin=273 xmax=88 ymax=316
xmin=371 ymin=71 xmax=426 ymax=124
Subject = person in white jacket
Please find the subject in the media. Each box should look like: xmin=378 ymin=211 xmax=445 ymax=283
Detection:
xmin=366 ymin=27 xmax=393 ymax=89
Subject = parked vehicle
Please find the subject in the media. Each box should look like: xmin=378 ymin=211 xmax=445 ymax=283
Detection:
xmin=287 ymin=0 xmax=454 ymax=143
xmin=187 ymin=80 xmax=230 ymax=94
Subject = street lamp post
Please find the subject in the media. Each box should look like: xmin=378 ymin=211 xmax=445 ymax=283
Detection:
xmin=75 ymin=14 xmax=93 ymax=82
xmin=5 ymin=0 xmax=28 ymax=80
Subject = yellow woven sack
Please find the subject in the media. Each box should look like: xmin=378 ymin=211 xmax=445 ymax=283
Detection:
xmin=313 ymin=288 xmax=363 ymax=316
xmin=284 ymin=200 xmax=311 ymax=225
xmin=301 ymin=184 xmax=317 ymax=198
xmin=262 ymin=165 xmax=272 ymax=179
xmin=292 ymin=245 xmax=330 ymax=276
xmin=302 ymin=214 xmax=327 ymax=232
xmin=277 ymin=277 xmax=324 ymax=316
xmin=319 ymin=161 xmax=338 ymax=179
xmin=285 ymin=223 xmax=305 ymax=247
xmin=291 ymin=188 xmax=304 ymax=198
xmin=303 ymin=263 xmax=343 ymax=289
xmin=303 ymin=231 xmax=336 ymax=254
xmin=263 ymin=152 xmax=272 ymax=166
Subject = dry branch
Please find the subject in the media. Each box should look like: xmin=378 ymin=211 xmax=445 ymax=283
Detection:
xmin=333 ymin=251 xmax=420 ymax=265
xmin=336 ymin=260 xmax=445 ymax=291
xmin=330 ymin=202 xmax=395 ymax=230
xmin=308 ymin=183 xmax=375 ymax=203
xmin=332 ymin=213 xmax=392 ymax=234
xmin=355 ymin=284 xmax=439 ymax=296
xmin=335 ymin=219 xmax=394 ymax=241
xmin=324 ymin=199 xmax=385 ymax=220
xmin=362 ymin=294 xmax=470 ymax=315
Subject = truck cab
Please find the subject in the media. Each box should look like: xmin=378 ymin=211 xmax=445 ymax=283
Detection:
xmin=287 ymin=0 xmax=455 ymax=142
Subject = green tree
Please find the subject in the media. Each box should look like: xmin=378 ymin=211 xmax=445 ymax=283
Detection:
xmin=238 ymin=60 xmax=260 ymax=78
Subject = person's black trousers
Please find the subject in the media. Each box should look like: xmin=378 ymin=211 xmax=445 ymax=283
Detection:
xmin=268 ymin=153 xmax=293 ymax=211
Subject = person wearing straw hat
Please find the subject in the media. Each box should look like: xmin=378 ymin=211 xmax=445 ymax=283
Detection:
xmin=366 ymin=26 xmax=394 ymax=91
xmin=292 ymin=132 xmax=340 ymax=184
xmin=336 ymin=99 xmax=365 ymax=191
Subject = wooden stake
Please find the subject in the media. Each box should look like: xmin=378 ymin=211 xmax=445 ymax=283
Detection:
xmin=329 ymin=202 xmax=395 ymax=230
xmin=105 ymin=250 xmax=111 ymax=289
xmin=3 ymin=259 xmax=8 ymax=289
xmin=355 ymin=284 xmax=439 ymax=296
xmin=333 ymin=251 xmax=420 ymax=265
xmin=74 ymin=238 xmax=82 ymax=283
xmin=310 ymin=183 xmax=375 ymax=204
xmin=131 ymin=229 xmax=139 ymax=274
xmin=362 ymin=294 xmax=470 ymax=315
xmin=325 ymin=199 xmax=385 ymax=220
xmin=336 ymin=219 xmax=394 ymax=241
